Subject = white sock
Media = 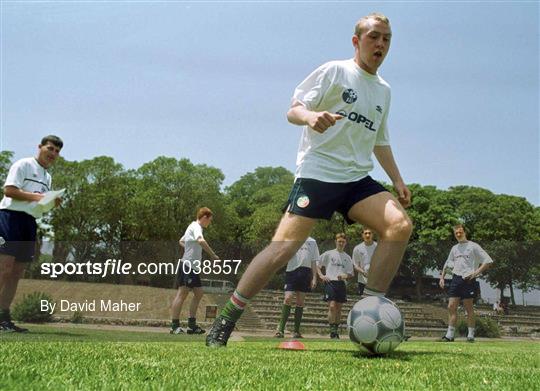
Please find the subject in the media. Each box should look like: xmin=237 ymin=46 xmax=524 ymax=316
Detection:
xmin=446 ymin=326 xmax=455 ymax=339
xmin=363 ymin=288 xmax=385 ymax=297
xmin=468 ymin=327 xmax=475 ymax=338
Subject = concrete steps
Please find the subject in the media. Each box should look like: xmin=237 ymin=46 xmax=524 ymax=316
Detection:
xmin=247 ymin=290 xmax=447 ymax=336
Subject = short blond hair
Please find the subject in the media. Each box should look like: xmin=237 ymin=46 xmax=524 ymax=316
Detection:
xmin=354 ymin=13 xmax=390 ymax=37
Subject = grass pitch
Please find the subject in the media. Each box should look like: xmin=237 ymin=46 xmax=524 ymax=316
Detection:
xmin=1 ymin=325 xmax=538 ymax=390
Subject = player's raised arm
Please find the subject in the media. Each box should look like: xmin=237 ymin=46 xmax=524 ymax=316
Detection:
xmin=4 ymin=186 xmax=44 ymax=203
xmin=287 ymin=100 xmax=343 ymax=134
xmin=197 ymin=238 xmax=218 ymax=260
xmin=373 ymin=145 xmax=411 ymax=207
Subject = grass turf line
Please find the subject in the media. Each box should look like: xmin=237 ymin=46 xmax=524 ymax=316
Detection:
xmin=0 ymin=325 xmax=538 ymax=390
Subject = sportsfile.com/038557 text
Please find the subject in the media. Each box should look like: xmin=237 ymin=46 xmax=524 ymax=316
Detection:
xmin=40 ymin=259 xmax=242 ymax=279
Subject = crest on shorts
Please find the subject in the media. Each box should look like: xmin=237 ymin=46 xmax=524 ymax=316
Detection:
xmin=0 ymin=237 xmax=5 ymax=247
xmin=296 ymin=195 xmax=310 ymax=208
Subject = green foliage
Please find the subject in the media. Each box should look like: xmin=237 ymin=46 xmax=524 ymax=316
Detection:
xmin=391 ymin=184 xmax=457 ymax=298
xmin=46 ymin=156 xmax=234 ymax=286
xmin=447 ymin=187 xmax=540 ymax=303
xmin=70 ymin=311 xmax=85 ymax=324
xmin=12 ymin=292 xmax=54 ymax=323
xmin=0 ymin=150 xmax=14 ymax=184
xmin=225 ymin=167 xmax=294 ymax=247
xmin=457 ymin=316 xmax=501 ymax=338
xmin=39 ymin=154 xmax=538 ymax=295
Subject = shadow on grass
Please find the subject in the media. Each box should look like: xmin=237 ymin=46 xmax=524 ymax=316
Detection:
xmin=310 ymin=348 xmax=472 ymax=361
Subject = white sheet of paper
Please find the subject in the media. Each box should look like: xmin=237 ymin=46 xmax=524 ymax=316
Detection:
xmin=34 ymin=189 xmax=66 ymax=214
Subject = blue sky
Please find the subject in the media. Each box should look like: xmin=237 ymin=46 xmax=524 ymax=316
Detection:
xmin=1 ymin=1 xmax=538 ymax=205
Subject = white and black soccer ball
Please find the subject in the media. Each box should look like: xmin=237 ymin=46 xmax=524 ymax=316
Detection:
xmin=347 ymin=296 xmax=405 ymax=355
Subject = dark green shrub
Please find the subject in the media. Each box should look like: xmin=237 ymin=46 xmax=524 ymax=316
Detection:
xmin=457 ymin=316 xmax=501 ymax=338
xmin=70 ymin=311 xmax=84 ymax=324
xmin=12 ymin=292 xmax=54 ymax=323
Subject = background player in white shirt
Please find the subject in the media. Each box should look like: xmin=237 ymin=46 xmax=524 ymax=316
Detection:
xmin=439 ymin=224 xmax=493 ymax=342
xmin=170 ymin=207 xmax=219 ymax=335
xmin=0 ymin=135 xmax=63 ymax=332
xmin=207 ymin=13 xmax=413 ymax=348
xmin=352 ymin=227 xmax=377 ymax=296
xmin=275 ymin=237 xmax=319 ymax=338
xmin=317 ymin=233 xmax=354 ymax=339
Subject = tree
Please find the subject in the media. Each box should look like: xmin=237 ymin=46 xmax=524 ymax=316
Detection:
xmin=0 ymin=151 xmax=14 ymax=184
xmin=448 ymin=187 xmax=539 ymax=304
xmin=399 ymin=184 xmax=458 ymax=299
xmin=47 ymin=156 xmax=128 ymax=281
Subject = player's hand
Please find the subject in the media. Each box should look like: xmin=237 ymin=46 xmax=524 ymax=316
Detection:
xmin=308 ymin=111 xmax=344 ymax=133
xmin=321 ymin=275 xmax=331 ymax=282
xmin=439 ymin=279 xmax=445 ymax=289
xmin=394 ymin=181 xmax=411 ymax=208
xmin=33 ymin=193 xmax=45 ymax=202
xmin=464 ymin=273 xmax=477 ymax=281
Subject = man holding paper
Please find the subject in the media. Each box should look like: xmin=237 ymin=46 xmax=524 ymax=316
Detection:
xmin=0 ymin=135 xmax=63 ymax=332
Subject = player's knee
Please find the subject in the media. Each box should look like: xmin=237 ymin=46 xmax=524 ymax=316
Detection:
xmin=384 ymin=215 xmax=413 ymax=240
xmin=448 ymin=302 xmax=457 ymax=311
xmin=178 ymin=291 xmax=189 ymax=301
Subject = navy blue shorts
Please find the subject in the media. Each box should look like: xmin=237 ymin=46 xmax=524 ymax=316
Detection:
xmin=282 ymin=176 xmax=388 ymax=224
xmin=447 ymin=275 xmax=477 ymax=299
xmin=0 ymin=209 xmax=37 ymax=262
xmin=176 ymin=263 xmax=202 ymax=288
xmin=284 ymin=266 xmax=312 ymax=292
xmin=323 ymin=281 xmax=347 ymax=303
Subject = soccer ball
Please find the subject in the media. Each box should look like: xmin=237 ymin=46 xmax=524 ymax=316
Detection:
xmin=347 ymin=296 xmax=405 ymax=355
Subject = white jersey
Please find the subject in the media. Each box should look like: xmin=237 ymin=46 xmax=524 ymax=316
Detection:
xmin=293 ymin=59 xmax=391 ymax=183
xmin=0 ymin=157 xmax=52 ymax=218
xmin=180 ymin=221 xmax=204 ymax=267
xmin=352 ymin=241 xmax=377 ymax=284
xmin=318 ymin=249 xmax=354 ymax=281
xmin=286 ymin=237 xmax=320 ymax=272
xmin=443 ymin=241 xmax=493 ymax=278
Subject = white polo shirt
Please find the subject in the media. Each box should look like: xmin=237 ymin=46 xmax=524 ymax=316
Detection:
xmin=181 ymin=221 xmax=204 ymax=268
xmin=286 ymin=236 xmax=320 ymax=272
xmin=293 ymin=59 xmax=391 ymax=183
xmin=318 ymin=249 xmax=354 ymax=281
xmin=352 ymin=241 xmax=377 ymax=284
xmin=443 ymin=241 xmax=493 ymax=278
xmin=0 ymin=157 xmax=51 ymax=218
